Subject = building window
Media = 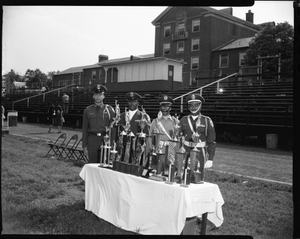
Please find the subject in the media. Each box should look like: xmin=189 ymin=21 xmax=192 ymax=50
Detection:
xmin=191 ymin=57 xmax=199 ymax=70
xmin=164 ymin=26 xmax=171 ymax=37
xmin=107 ymin=67 xmax=118 ymax=83
xmin=219 ymin=54 xmax=229 ymax=68
xmin=239 ymin=52 xmax=246 ymax=66
xmin=92 ymin=70 xmax=96 ymax=80
xmin=177 ymin=41 xmax=184 ymax=53
xmin=192 ymin=19 xmax=200 ymax=32
xmin=191 ymin=38 xmax=200 ymax=51
xmin=163 ymin=43 xmax=170 ymax=55
xmin=177 ymin=23 xmax=185 ymax=33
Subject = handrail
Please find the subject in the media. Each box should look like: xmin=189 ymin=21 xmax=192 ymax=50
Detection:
xmin=173 ymin=73 xmax=237 ymax=113
xmin=12 ymin=84 xmax=76 ymax=110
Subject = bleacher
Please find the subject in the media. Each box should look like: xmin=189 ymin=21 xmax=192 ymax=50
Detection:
xmin=4 ymin=76 xmax=293 ymax=149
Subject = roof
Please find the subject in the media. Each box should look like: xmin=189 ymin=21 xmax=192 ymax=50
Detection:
xmin=56 ymin=54 xmax=183 ymax=74
xmin=56 ymin=64 xmax=99 ymax=75
xmin=100 ymin=55 xmax=184 ymax=66
xmin=213 ymin=37 xmax=254 ymax=51
xmin=151 ymin=6 xmax=260 ymax=31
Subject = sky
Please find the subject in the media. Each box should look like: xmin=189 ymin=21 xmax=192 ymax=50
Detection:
xmin=2 ymin=2 xmax=294 ymax=76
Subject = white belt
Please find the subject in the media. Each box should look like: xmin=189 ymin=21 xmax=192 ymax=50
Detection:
xmin=183 ymin=141 xmax=206 ymax=148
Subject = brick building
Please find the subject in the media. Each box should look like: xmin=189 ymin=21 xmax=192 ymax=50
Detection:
xmin=151 ymin=7 xmax=262 ymax=87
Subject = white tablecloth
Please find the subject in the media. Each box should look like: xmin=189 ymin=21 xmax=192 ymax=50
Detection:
xmin=79 ymin=164 xmax=224 ymax=235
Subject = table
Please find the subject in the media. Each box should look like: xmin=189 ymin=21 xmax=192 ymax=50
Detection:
xmin=79 ymin=164 xmax=224 ymax=235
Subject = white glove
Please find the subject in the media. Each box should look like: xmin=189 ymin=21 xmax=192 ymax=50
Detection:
xmin=204 ymin=160 xmax=213 ymax=168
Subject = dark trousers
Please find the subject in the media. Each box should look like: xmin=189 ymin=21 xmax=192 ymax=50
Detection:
xmin=87 ymin=135 xmax=104 ymax=163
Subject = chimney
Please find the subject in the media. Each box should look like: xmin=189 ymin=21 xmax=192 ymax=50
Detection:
xmin=246 ymin=10 xmax=254 ymax=23
xmin=98 ymin=54 xmax=108 ymax=63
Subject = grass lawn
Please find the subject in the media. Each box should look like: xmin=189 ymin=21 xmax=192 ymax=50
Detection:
xmin=1 ymin=134 xmax=293 ymax=238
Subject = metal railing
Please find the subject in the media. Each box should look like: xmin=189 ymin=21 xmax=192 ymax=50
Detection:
xmin=12 ymin=84 xmax=76 ymax=110
xmin=173 ymin=73 xmax=237 ymax=112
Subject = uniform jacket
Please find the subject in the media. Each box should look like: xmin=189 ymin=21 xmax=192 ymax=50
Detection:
xmin=82 ymin=104 xmax=116 ymax=148
xmin=149 ymin=115 xmax=178 ymax=141
xmin=179 ymin=114 xmax=216 ymax=161
xmin=119 ymin=110 xmax=150 ymax=136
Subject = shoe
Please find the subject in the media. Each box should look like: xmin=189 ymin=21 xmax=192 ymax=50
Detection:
xmin=48 ymin=131 xmax=51 ymax=133
xmin=57 ymin=131 xmax=61 ymax=133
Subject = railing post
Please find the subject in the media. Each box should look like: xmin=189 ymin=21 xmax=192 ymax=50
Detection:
xmin=181 ymin=97 xmax=183 ymax=113
xmin=217 ymin=82 xmax=220 ymax=93
xmin=200 ymin=88 xmax=203 ymax=96
xmin=27 ymin=98 xmax=29 ymax=108
xmin=43 ymin=93 xmax=45 ymax=102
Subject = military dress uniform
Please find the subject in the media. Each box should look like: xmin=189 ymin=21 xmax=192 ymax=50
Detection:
xmin=119 ymin=92 xmax=150 ymax=136
xmin=178 ymin=94 xmax=216 ymax=174
xmin=148 ymin=95 xmax=178 ymax=153
xmin=82 ymin=84 xmax=116 ymax=163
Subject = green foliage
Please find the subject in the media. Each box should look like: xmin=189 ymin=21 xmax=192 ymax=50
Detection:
xmin=245 ymin=22 xmax=294 ymax=73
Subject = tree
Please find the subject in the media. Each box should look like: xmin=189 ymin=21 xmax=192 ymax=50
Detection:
xmin=3 ymin=69 xmax=22 ymax=93
xmin=244 ymin=22 xmax=293 ymax=74
xmin=25 ymin=69 xmax=48 ymax=89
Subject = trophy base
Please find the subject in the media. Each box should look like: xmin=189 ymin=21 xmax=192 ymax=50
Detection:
xmin=141 ymin=168 xmax=153 ymax=178
xmin=98 ymin=164 xmax=113 ymax=169
xmin=194 ymin=181 xmax=204 ymax=184
xmin=149 ymin=175 xmax=167 ymax=182
xmin=165 ymin=181 xmax=176 ymax=185
xmin=180 ymin=184 xmax=189 ymax=188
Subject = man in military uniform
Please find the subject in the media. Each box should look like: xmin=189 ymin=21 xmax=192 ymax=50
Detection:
xmin=119 ymin=92 xmax=151 ymax=136
xmin=82 ymin=84 xmax=116 ymax=163
xmin=178 ymin=93 xmax=216 ymax=169
xmin=148 ymin=95 xmax=179 ymax=153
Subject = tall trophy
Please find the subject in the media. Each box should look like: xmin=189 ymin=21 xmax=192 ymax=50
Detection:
xmin=100 ymin=100 xmax=120 ymax=168
xmin=149 ymin=142 xmax=167 ymax=181
xmin=99 ymin=126 xmax=111 ymax=166
xmin=175 ymin=134 xmax=187 ymax=184
xmin=165 ymin=115 xmax=181 ymax=184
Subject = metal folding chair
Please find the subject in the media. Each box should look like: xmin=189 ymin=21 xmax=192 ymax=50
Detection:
xmin=58 ymin=134 xmax=79 ymax=159
xmin=71 ymin=139 xmax=89 ymax=163
xmin=45 ymin=133 xmax=67 ymax=157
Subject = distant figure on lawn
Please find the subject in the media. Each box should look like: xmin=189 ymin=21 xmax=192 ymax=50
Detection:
xmin=62 ymin=92 xmax=70 ymax=114
xmin=47 ymin=103 xmax=55 ymax=133
xmin=56 ymin=105 xmax=64 ymax=133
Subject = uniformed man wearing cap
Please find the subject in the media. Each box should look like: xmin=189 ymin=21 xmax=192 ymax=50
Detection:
xmin=178 ymin=93 xmax=216 ymax=169
xmin=82 ymin=84 xmax=116 ymax=163
xmin=148 ymin=94 xmax=179 ymax=153
xmin=119 ymin=92 xmax=151 ymax=136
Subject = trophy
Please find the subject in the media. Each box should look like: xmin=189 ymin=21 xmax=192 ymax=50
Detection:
xmin=149 ymin=142 xmax=167 ymax=181
xmin=165 ymin=115 xmax=180 ymax=183
xmin=180 ymin=156 xmax=191 ymax=187
xmin=175 ymin=134 xmax=187 ymax=184
xmin=135 ymin=105 xmax=150 ymax=138
xmin=99 ymin=126 xmax=111 ymax=167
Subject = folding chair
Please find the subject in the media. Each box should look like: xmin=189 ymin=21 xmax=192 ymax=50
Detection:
xmin=64 ymin=135 xmax=82 ymax=160
xmin=57 ymin=134 xmax=79 ymax=159
xmin=45 ymin=133 xmax=67 ymax=157
xmin=71 ymin=139 xmax=89 ymax=163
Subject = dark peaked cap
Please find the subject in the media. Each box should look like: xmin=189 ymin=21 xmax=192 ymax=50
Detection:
xmin=91 ymin=84 xmax=108 ymax=93
xmin=125 ymin=92 xmax=142 ymax=101
xmin=186 ymin=93 xmax=205 ymax=104
xmin=158 ymin=95 xmax=174 ymax=105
